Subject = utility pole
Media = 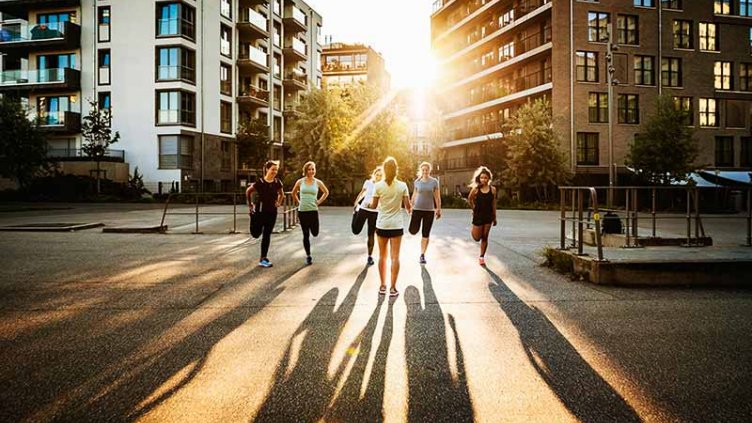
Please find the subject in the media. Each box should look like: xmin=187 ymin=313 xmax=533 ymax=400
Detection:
xmin=606 ymin=21 xmax=618 ymax=209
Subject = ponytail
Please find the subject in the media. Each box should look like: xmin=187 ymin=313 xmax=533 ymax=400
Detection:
xmin=383 ymin=157 xmax=397 ymax=185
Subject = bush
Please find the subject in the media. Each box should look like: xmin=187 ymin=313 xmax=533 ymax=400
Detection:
xmin=5 ymin=174 xmax=153 ymax=202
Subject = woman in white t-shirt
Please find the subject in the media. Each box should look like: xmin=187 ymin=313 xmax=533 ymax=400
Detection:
xmin=368 ymin=157 xmax=412 ymax=297
xmin=352 ymin=166 xmax=383 ymax=266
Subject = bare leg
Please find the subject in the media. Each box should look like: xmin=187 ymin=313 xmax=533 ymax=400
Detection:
xmin=471 ymin=225 xmax=483 ymax=242
xmin=377 ymin=235 xmax=389 ymax=289
xmin=389 ymin=236 xmax=402 ymax=291
xmin=480 ymin=224 xmax=492 ymax=257
xmin=421 ymin=237 xmax=429 ymax=255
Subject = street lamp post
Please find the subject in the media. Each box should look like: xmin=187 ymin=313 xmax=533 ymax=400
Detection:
xmin=606 ymin=22 xmax=618 ymax=209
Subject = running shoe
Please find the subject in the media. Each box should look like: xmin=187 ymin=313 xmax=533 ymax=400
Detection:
xmin=478 ymin=256 xmax=486 ymax=266
xmin=259 ymin=258 xmax=273 ymax=268
xmin=306 ymin=256 xmax=313 ymax=265
xmin=367 ymin=256 xmax=375 ymax=266
xmin=419 ymin=254 xmax=427 ymax=264
xmin=389 ymin=288 xmax=399 ymax=298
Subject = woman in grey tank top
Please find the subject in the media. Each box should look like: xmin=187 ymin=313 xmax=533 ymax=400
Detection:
xmin=409 ymin=162 xmax=442 ymax=264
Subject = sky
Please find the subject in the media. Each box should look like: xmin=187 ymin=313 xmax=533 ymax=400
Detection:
xmin=304 ymin=0 xmax=435 ymax=89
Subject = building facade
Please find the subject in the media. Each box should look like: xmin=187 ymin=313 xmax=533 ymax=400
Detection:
xmin=0 ymin=0 xmax=322 ymax=192
xmin=321 ymin=42 xmax=390 ymax=93
xmin=431 ymin=0 xmax=752 ymax=193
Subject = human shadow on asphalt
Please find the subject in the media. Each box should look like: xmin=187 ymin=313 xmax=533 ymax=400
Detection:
xmin=402 ymin=267 xmax=474 ymax=422
xmin=253 ymin=266 xmax=370 ymax=422
xmin=484 ymin=267 xmax=642 ymax=423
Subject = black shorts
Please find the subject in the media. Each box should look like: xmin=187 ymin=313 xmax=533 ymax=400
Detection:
xmin=376 ymin=228 xmax=403 ymax=238
xmin=409 ymin=210 xmax=435 ymax=238
xmin=472 ymin=213 xmax=494 ymax=226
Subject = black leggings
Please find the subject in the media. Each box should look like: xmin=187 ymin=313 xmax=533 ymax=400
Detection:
xmin=352 ymin=209 xmax=378 ymax=254
xmin=251 ymin=212 xmax=277 ymax=259
xmin=409 ymin=210 xmax=435 ymax=238
xmin=299 ymin=211 xmax=319 ymax=256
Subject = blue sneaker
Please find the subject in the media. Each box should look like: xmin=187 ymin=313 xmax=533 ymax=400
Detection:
xmin=306 ymin=256 xmax=313 ymax=265
xmin=367 ymin=256 xmax=375 ymax=266
xmin=259 ymin=258 xmax=273 ymax=268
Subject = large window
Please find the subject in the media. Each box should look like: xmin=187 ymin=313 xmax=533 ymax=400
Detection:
xmin=742 ymin=0 xmax=752 ymax=16
xmin=98 ymin=6 xmax=110 ymax=42
xmin=634 ymin=55 xmax=654 ymax=85
xmin=38 ymin=12 xmax=74 ymax=25
xmin=159 ymin=135 xmax=193 ymax=169
xmin=741 ymin=137 xmax=752 ymax=167
xmin=617 ymin=15 xmax=638 ymax=45
xmin=618 ymin=94 xmax=639 ymax=124
xmin=156 ymin=46 xmax=195 ymax=82
xmin=588 ymin=92 xmax=608 ymax=123
xmin=576 ymin=51 xmax=598 ymax=82
xmin=673 ymin=96 xmax=693 ymax=125
xmin=662 ymin=0 xmax=682 ymax=9
xmin=662 ymin=57 xmax=682 ymax=87
xmin=741 ymin=63 xmax=752 ymax=91
xmin=699 ymin=23 xmax=718 ymax=52
xmin=699 ymin=98 xmax=718 ymax=127
xmin=588 ymin=12 xmax=609 ymax=43
xmin=98 ymin=49 xmax=110 ymax=85
xmin=156 ymin=90 xmax=195 ymax=126
xmin=220 ymin=101 xmax=232 ymax=134
xmin=634 ymin=0 xmax=654 ymax=6
xmin=673 ymin=20 xmax=692 ymax=49
xmin=714 ymin=0 xmax=732 ymax=14
xmin=221 ymin=0 xmax=231 ymax=19
xmin=714 ymin=61 xmax=732 ymax=90
xmin=156 ymin=2 xmax=195 ymax=40
xmin=220 ymin=63 xmax=232 ymax=95
xmin=37 ymin=95 xmax=76 ymax=125
xmin=577 ymin=133 xmax=599 ymax=165
xmin=715 ymin=136 xmax=734 ymax=167
xmin=220 ymin=24 xmax=232 ymax=58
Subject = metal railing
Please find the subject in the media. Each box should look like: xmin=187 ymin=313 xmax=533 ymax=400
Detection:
xmin=159 ymin=191 xmax=298 ymax=234
xmin=559 ymin=187 xmax=605 ymax=261
xmin=47 ymin=148 xmax=124 ymax=162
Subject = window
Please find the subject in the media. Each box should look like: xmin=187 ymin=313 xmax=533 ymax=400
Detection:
xmin=588 ymin=92 xmax=608 ymax=123
xmin=699 ymin=98 xmax=718 ymax=127
xmin=221 ymin=0 xmax=231 ymax=19
xmin=98 ymin=49 xmax=110 ymax=85
xmin=156 ymin=90 xmax=195 ymax=126
xmin=98 ymin=92 xmax=111 ymax=111
xmin=618 ymin=94 xmax=639 ymax=124
xmin=617 ymin=15 xmax=639 ymax=45
xmin=38 ymin=12 xmax=74 ymax=25
xmin=220 ymin=63 xmax=232 ymax=95
xmin=714 ymin=0 xmax=732 ymax=14
xmin=662 ymin=0 xmax=681 ymax=9
xmin=220 ymin=101 xmax=232 ymax=134
xmin=221 ymin=141 xmax=232 ymax=171
xmin=576 ymin=51 xmax=598 ymax=82
xmin=662 ymin=57 xmax=682 ymax=87
xmin=714 ymin=61 xmax=732 ymax=90
xmin=742 ymin=0 xmax=752 ymax=16
xmin=37 ymin=95 xmax=76 ymax=126
xmin=37 ymin=53 xmax=76 ymax=84
xmin=156 ymin=46 xmax=195 ymax=82
xmin=588 ymin=12 xmax=609 ymax=43
xmin=98 ymin=6 xmax=110 ymax=42
xmin=220 ymin=24 xmax=231 ymax=58
xmin=741 ymin=137 xmax=752 ymax=167
xmin=699 ymin=23 xmax=718 ymax=52
xmin=715 ymin=136 xmax=734 ymax=167
xmin=634 ymin=55 xmax=654 ymax=85
xmin=156 ymin=2 xmax=195 ymax=40
xmin=741 ymin=63 xmax=752 ymax=91
xmin=634 ymin=0 xmax=653 ymax=6
xmin=673 ymin=96 xmax=693 ymax=125
xmin=577 ymin=133 xmax=599 ymax=165
xmin=673 ymin=20 xmax=692 ymax=49
xmin=159 ymin=135 xmax=193 ymax=169
xmin=726 ymin=100 xmax=746 ymax=128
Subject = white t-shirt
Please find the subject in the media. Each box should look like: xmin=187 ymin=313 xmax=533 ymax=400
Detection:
xmin=374 ymin=180 xmax=409 ymax=230
xmin=358 ymin=179 xmax=377 ymax=212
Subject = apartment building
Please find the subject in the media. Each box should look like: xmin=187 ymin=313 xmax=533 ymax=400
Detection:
xmin=0 ymin=0 xmax=322 ymax=192
xmin=431 ymin=0 xmax=752 ymax=192
xmin=321 ymin=42 xmax=391 ymax=93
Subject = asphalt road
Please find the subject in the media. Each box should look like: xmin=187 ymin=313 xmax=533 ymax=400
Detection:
xmin=0 ymin=205 xmax=750 ymax=422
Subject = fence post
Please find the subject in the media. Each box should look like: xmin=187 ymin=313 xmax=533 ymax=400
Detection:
xmin=283 ymin=195 xmax=288 ymax=231
xmin=570 ymin=190 xmax=577 ymax=248
xmin=632 ymin=188 xmax=639 ymax=240
xmin=577 ymin=190 xmax=584 ymax=256
xmin=625 ymin=188 xmax=631 ymax=247
xmin=232 ymin=193 xmax=237 ymax=234
xmin=694 ymin=188 xmax=701 ymax=244
xmin=193 ymin=194 xmax=200 ymax=234
xmin=747 ymin=187 xmax=751 ymax=247
xmin=651 ymin=188 xmax=656 ymax=238
xmin=685 ymin=189 xmax=691 ymax=246
xmin=590 ymin=188 xmax=604 ymax=261
xmin=559 ymin=188 xmax=566 ymax=250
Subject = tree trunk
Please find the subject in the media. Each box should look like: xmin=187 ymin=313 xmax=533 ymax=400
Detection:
xmin=96 ymin=160 xmax=101 ymax=194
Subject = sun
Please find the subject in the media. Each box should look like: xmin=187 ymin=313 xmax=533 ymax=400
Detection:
xmin=392 ymin=51 xmax=439 ymax=90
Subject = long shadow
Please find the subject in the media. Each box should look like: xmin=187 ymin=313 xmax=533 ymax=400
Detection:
xmin=403 ymin=267 xmax=474 ymax=422
xmin=484 ymin=267 xmax=642 ymax=422
xmin=253 ymin=266 xmax=369 ymax=423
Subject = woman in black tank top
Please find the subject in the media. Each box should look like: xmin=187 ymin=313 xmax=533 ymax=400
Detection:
xmin=467 ymin=166 xmax=497 ymax=266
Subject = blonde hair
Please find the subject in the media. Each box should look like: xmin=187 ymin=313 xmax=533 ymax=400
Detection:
xmin=416 ymin=161 xmax=432 ymax=178
xmin=383 ymin=157 xmax=398 ymax=185
xmin=370 ymin=166 xmax=383 ymax=181
xmin=470 ymin=166 xmax=492 ymax=189
xmin=302 ymin=161 xmax=316 ymax=176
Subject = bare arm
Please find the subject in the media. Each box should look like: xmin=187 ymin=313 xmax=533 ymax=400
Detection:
xmin=246 ymin=185 xmax=256 ymax=214
xmin=368 ymin=196 xmax=380 ymax=210
xmin=353 ymin=186 xmax=367 ymax=207
xmin=467 ymin=187 xmax=478 ymax=211
xmin=316 ymin=179 xmax=330 ymax=206
xmin=403 ymin=195 xmax=413 ymax=214
xmin=434 ymin=185 xmax=442 ymax=219
xmin=410 ymin=185 xmax=417 ymax=207
xmin=291 ymin=180 xmax=301 ymax=205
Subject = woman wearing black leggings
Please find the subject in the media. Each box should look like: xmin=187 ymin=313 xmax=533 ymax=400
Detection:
xmin=291 ymin=161 xmax=329 ymax=265
xmin=246 ymin=161 xmax=284 ymax=268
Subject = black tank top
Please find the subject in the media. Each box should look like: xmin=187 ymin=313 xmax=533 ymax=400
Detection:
xmin=474 ymin=188 xmax=494 ymax=217
xmin=255 ymin=178 xmax=283 ymax=214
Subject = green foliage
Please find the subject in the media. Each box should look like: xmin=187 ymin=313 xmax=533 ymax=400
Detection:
xmin=626 ymin=95 xmax=698 ymax=185
xmin=237 ymin=116 xmax=272 ymax=172
xmin=502 ymin=98 xmax=571 ymax=202
xmin=81 ymin=99 xmax=120 ymax=193
xmin=0 ymin=96 xmax=51 ymax=186
xmin=127 ymin=166 xmax=151 ymax=197
xmin=5 ymin=174 xmax=147 ymax=202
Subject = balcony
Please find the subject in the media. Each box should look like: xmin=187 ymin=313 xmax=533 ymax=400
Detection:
xmin=322 ymin=61 xmax=368 ymax=73
xmin=283 ymin=71 xmax=307 ymax=90
xmin=444 ymin=121 xmax=504 ymax=144
xmin=0 ymin=20 xmax=81 ymax=53
xmin=238 ymin=8 xmax=269 ymax=39
xmin=283 ymin=37 xmax=306 ymax=62
xmin=283 ymin=103 xmax=302 ymax=117
xmin=0 ymin=67 xmax=80 ymax=93
xmin=0 ymin=0 xmax=80 ymax=18
xmin=282 ymin=5 xmax=306 ymax=33
xmin=437 ymin=156 xmax=482 ymax=171
xmin=237 ymin=84 xmax=269 ymax=107
xmin=47 ymin=147 xmax=125 ymax=162
xmin=38 ymin=110 xmax=81 ymax=134
xmin=237 ymin=45 xmax=268 ymax=73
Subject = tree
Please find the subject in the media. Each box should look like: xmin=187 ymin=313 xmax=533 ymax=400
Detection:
xmin=81 ymin=99 xmax=120 ymax=194
xmin=626 ymin=95 xmax=698 ymax=185
xmin=237 ymin=116 xmax=272 ymax=172
xmin=502 ymin=98 xmax=571 ymax=202
xmin=0 ymin=96 xmax=50 ymax=187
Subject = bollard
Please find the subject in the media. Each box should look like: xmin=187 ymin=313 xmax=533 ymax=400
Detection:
xmin=193 ymin=194 xmax=200 ymax=234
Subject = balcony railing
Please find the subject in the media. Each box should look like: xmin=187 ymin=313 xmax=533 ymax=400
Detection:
xmin=432 ymin=0 xmax=447 ymax=14
xmin=0 ymin=67 xmax=79 ymax=89
xmin=47 ymin=148 xmax=124 ymax=162
xmin=290 ymin=6 xmax=306 ymax=26
xmin=448 ymin=67 xmax=552 ymax=112
xmin=239 ymin=45 xmax=268 ymax=68
xmin=242 ymin=8 xmax=267 ymax=31
xmin=456 ymin=27 xmax=552 ymax=80
xmin=292 ymin=37 xmax=306 ymax=55
xmin=322 ymin=62 xmax=367 ymax=72
xmin=238 ymin=85 xmax=269 ymax=102
xmin=0 ymin=20 xmax=67 ymax=42
xmin=285 ymin=71 xmax=307 ymax=84
xmin=438 ymin=156 xmax=483 ymax=171
xmin=444 ymin=122 xmax=504 ymax=142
